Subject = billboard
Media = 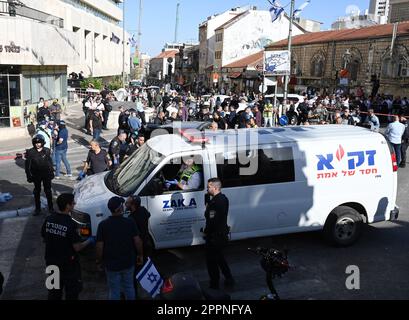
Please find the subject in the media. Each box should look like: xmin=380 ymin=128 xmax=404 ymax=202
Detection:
xmin=264 ymin=50 xmax=291 ymax=76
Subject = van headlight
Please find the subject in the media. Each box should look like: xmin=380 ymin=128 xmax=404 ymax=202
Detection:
xmin=71 ymin=210 xmax=92 ymax=238
xmin=71 ymin=210 xmax=91 ymax=224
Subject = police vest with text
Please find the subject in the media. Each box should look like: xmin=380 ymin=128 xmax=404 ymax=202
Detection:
xmin=177 ymin=164 xmax=201 ymax=184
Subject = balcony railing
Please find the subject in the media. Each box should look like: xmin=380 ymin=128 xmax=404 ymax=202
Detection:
xmin=0 ymin=1 xmax=64 ymax=28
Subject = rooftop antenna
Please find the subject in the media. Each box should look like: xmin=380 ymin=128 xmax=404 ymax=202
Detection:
xmin=174 ymin=2 xmax=180 ymax=43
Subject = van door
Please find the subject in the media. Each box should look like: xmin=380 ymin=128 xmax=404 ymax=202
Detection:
xmin=139 ymin=151 xmax=209 ymax=248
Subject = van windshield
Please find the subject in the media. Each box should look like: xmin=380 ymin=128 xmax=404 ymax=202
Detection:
xmin=105 ymin=144 xmax=164 ymax=197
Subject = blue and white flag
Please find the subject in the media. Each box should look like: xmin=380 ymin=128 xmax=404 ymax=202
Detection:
xmin=136 ymin=258 xmax=163 ymax=298
xmin=129 ymin=35 xmax=137 ymax=47
xmin=294 ymin=0 xmax=311 ymax=18
xmin=269 ymin=0 xmax=284 ymax=23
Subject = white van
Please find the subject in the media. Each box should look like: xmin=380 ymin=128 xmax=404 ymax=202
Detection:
xmin=72 ymin=126 xmax=399 ymax=249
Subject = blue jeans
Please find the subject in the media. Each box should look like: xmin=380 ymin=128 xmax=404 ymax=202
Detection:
xmin=93 ymin=129 xmax=102 ymax=141
xmin=392 ymin=143 xmax=402 ymax=167
xmin=55 ymin=149 xmax=71 ymax=177
xmin=106 ymin=266 xmax=135 ymax=300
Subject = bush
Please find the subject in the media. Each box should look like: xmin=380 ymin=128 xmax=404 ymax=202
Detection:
xmin=80 ymin=78 xmax=103 ymax=90
xmin=108 ymin=76 xmax=124 ymax=91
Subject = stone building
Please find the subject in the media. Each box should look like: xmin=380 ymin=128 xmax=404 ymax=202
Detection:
xmin=265 ymin=21 xmax=409 ymax=97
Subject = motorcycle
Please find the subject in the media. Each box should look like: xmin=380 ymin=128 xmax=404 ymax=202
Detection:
xmin=248 ymin=247 xmax=291 ymax=300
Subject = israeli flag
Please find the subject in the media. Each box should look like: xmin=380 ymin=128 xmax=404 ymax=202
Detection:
xmin=269 ymin=0 xmax=284 ymax=23
xmin=136 ymin=258 xmax=163 ymax=298
xmin=294 ymin=0 xmax=311 ymax=18
xmin=129 ymin=35 xmax=137 ymax=47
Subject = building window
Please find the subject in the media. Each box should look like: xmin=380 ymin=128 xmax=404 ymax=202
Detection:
xmin=215 ymin=147 xmax=295 ymax=188
xmin=347 ymin=60 xmax=360 ymax=81
xmin=216 ymin=33 xmax=223 ymax=42
xmin=399 ymin=57 xmax=409 ymax=77
xmin=215 ymin=51 xmax=222 ymax=60
xmin=382 ymin=58 xmax=397 ymax=78
xmin=310 ymin=53 xmax=325 ymax=77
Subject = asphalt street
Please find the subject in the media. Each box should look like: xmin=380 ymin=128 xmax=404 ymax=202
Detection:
xmin=0 ymin=106 xmax=408 ymax=300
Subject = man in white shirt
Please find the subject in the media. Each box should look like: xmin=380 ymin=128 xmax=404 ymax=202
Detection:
xmin=385 ymin=115 xmax=406 ymax=166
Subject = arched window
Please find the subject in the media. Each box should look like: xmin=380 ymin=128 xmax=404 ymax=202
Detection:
xmin=398 ymin=57 xmax=409 ymax=77
xmin=347 ymin=59 xmax=360 ymax=81
xmin=382 ymin=58 xmax=398 ymax=78
xmin=381 ymin=45 xmax=409 ymax=78
xmin=342 ymin=48 xmax=362 ymax=81
xmin=310 ymin=52 xmax=325 ymax=77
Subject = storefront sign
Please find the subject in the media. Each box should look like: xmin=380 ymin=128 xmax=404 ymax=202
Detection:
xmin=264 ymin=50 xmax=291 ymax=76
xmin=0 ymin=42 xmax=21 ymax=53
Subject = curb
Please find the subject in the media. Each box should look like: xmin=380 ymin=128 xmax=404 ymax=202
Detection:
xmin=0 ymin=155 xmax=15 ymax=161
xmin=0 ymin=197 xmax=47 ymax=220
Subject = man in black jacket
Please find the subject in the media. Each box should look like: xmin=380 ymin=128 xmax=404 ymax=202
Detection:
xmin=37 ymin=101 xmax=51 ymax=123
xmin=125 ymin=195 xmax=152 ymax=261
xmin=25 ymin=135 xmax=55 ymax=216
xmin=202 ymin=178 xmax=235 ymax=290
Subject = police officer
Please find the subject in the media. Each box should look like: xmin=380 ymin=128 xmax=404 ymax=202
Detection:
xmin=25 ymin=135 xmax=55 ymax=216
xmin=41 ymin=193 xmax=94 ymax=300
xmin=202 ymin=178 xmax=235 ymax=290
xmin=108 ymin=130 xmax=128 ymax=168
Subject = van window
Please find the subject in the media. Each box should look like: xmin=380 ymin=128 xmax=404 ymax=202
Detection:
xmin=141 ymin=155 xmax=205 ymax=196
xmin=216 ymin=147 xmax=295 ymax=188
xmin=105 ymin=144 xmax=164 ymax=197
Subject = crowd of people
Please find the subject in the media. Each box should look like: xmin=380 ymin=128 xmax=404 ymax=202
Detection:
xmin=26 ymin=85 xmax=409 ymax=188
xmin=96 ymin=86 xmax=409 ymax=169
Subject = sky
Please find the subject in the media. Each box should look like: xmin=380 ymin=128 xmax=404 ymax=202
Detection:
xmin=122 ymin=0 xmax=370 ymax=57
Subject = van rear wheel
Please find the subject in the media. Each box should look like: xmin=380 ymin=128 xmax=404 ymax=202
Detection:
xmin=324 ymin=206 xmax=363 ymax=247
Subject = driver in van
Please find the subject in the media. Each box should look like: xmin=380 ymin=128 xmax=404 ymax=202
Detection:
xmin=165 ymin=156 xmax=203 ymax=191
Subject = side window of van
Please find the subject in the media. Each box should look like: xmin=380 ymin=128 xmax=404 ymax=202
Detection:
xmin=140 ymin=155 xmax=205 ymax=196
xmin=216 ymin=147 xmax=295 ymax=188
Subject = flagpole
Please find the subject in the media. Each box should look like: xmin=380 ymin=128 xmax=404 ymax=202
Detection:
xmin=122 ymin=0 xmax=126 ymax=87
xmin=283 ymin=0 xmax=295 ymax=103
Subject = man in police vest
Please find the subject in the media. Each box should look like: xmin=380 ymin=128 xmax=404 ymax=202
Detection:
xmin=165 ymin=155 xmax=203 ymax=191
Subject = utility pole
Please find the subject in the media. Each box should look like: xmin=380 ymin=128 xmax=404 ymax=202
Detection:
xmin=122 ymin=0 xmax=126 ymax=87
xmin=283 ymin=0 xmax=295 ymax=103
xmin=137 ymin=0 xmax=143 ymax=50
xmin=136 ymin=0 xmax=143 ymax=82
xmin=174 ymin=3 xmax=180 ymax=43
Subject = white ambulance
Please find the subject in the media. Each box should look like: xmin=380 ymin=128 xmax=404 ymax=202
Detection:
xmin=72 ymin=126 xmax=399 ymax=248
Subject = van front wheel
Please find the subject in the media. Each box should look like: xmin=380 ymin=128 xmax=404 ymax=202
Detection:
xmin=324 ymin=206 xmax=363 ymax=247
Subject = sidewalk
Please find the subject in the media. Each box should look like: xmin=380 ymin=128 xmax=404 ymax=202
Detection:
xmin=0 ymin=103 xmax=83 ymax=156
xmin=0 ymin=102 xmax=95 ymax=218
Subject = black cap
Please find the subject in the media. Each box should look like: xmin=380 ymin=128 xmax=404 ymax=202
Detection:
xmin=107 ymin=196 xmax=125 ymax=212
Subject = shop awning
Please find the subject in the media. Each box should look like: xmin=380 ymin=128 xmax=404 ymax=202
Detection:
xmin=228 ymin=72 xmax=242 ymax=79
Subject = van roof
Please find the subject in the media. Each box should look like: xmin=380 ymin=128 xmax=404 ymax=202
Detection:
xmin=148 ymin=126 xmax=380 ymax=155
